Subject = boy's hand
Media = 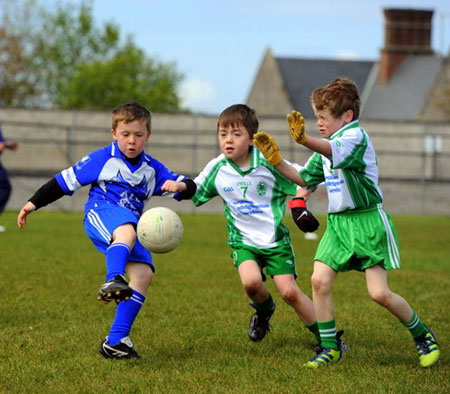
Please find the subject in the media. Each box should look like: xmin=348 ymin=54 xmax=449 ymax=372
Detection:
xmin=17 ymin=201 xmax=36 ymax=228
xmin=253 ymin=131 xmax=283 ymax=166
xmin=161 ymin=180 xmax=186 ymax=193
xmin=287 ymin=110 xmax=307 ymax=144
xmin=6 ymin=141 xmax=19 ymax=151
xmin=287 ymin=197 xmax=319 ymax=232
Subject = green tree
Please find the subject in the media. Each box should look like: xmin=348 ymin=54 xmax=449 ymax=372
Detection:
xmin=59 ymin=41 xmax=183 ymax=111
xmin=32 ymin=0 xmax=121 ymax=107
xmin=0 ymin=26 xmax=36 ymax=106
xmin=0 ymin=0 xmax=39 ymax=107
xmin=0 ymin=0 xmax=186 ymax=112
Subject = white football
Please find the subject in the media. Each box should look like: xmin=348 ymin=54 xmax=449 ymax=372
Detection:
xmin=137 ymin=207 xmax=183 ymax=254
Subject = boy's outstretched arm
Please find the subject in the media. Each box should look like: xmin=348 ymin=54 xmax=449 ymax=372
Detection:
xmin=287 ymin=110 xmax=332 ymax=157
xmin=17 ymin=201 xmax=36 ymax=228
xmin=17 ymin=177 xmax=66 ymax=228
xmin=161 ymin=179 xmax=197 ymax=200
xmin=253 ymin=132 xmax=306 ymax=187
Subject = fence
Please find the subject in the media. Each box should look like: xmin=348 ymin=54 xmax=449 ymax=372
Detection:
xmin=1 ymin=108 xmax=450 ymax=215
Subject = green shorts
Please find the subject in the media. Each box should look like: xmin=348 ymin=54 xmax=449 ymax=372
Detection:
xmin=315 ymin=204 xmax=400 ymax=272
xmin=231 ymin=243 xmax=297 ymax=278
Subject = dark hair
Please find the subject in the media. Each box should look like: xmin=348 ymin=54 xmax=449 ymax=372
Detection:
xmin=217 ymin=104 xmax=259 ymax=139
xmin=112 ymin=102 xmax=151 ymax=131
xmin=310 ymin=77 xmax=360 ymax=120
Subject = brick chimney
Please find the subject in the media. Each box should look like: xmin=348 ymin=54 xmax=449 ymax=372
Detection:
xmin=379 ymin=8 xmax=434 ymax=85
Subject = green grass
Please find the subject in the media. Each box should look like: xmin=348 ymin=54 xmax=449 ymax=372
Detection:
xmin=0 ymin=211 xmax=449 ymax=393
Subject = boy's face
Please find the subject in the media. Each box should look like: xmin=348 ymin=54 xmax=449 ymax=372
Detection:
xmin=314 ymin=107 xmax=353 ymax=139
xmin=218 ymin=123 xmax=252 ymax=166
xmin=111 ymin=119 xmax=150 ymax=159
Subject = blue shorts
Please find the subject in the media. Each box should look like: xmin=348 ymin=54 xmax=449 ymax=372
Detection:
xmin=84 ymin=204 xmax=154 ymax=271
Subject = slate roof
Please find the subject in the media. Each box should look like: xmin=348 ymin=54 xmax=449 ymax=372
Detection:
xmin=276 ymin=57 xmax=374 ymax=118
xmin=361 ymin=55 xmax=443 ymax=120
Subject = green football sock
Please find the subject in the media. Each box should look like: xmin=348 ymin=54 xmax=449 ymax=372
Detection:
xmin=306 ymin=322 xmax=321 ymax=342
xmin=318 ymin=319 xmax=338 ymax=350
xmin=403 ymin=310 xmax=428 ymax=339
xmin=251 ymin=293 xmax=275 ymax=312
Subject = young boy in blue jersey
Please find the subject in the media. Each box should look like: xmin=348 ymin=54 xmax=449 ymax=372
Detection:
xmin=253 ymin=77 xmax=440 ymax=368
xmin=17 ymin=102 xmax=196 ymax=359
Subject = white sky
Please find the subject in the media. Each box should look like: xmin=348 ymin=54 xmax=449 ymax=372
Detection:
xmin=65 ymin=1 xmax=450 ymax=114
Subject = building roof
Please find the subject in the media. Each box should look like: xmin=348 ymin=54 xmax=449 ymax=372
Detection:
xmin=276 ymin=57 xmax=374 ymax=117
xmin=361 ymin=55 xmax=443 ymax=120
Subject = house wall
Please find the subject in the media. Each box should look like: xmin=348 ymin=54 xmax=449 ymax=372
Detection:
xmin=246 ymin=49 xmax=292 ymax=116
xmin=422 ymin=57 xmax=450 ymax=121
xmin=1 ymin=107 xmax=450 ymax=215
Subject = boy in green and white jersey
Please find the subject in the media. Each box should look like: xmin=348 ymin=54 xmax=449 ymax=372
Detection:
xmin=253 ymin=77 xmax=440 ymax=368
xmin=193 ymin=104 xmax=325 ymax=345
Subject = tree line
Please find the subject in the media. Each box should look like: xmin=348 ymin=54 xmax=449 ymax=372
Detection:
xmin=0 ymin=0 xmax=186 ymax=112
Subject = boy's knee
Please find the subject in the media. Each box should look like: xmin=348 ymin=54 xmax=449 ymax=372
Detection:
xmin=112 ymin=223 xmax=137 ymax=245
xmin=129 ymin=267 xmax=153 ymax=290
xmin=311 ymin=272 xmax=332 ymax=295
xmin=368 ymin=288 xmax=391 ymax=307
xmin=279 ymin=287 xmax=299 ymax=305
xmin=243 ymin=279 xmax=263 ymax=298
xmin=140 ymin=269 xmax=153 ymax=285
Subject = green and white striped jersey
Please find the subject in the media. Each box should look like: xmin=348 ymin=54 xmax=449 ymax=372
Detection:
xmin=193 ymin=147 xmax=301 ymax=249
xmin=300 ymin=120 xmax=383 ymax=213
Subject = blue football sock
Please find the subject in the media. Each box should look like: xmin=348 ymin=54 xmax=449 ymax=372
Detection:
xmin=108 ymin=289 xmax=146 ymax=345
xmin=105 ymin=243 xmax=130 ymax=282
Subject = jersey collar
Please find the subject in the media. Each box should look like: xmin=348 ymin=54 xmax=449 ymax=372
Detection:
xmin=110 ymin=141 xmax=152 ymax=164
xmin=225 ymin=146 xmax=258 ymax=176
xmin=329 ymin=119 xmax=360 ymax=140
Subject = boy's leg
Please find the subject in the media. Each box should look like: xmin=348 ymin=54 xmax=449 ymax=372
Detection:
xmin=273 ymin=274 xmax=319 ymax=341
xmin=0 ymin=174 xmax=11 ymax=231
xmin=105 ymin=243 xmax=131 ymax=281
xmin=238 ymin=260 xmax=270 ymax=303
xmin=100 ymin=262 xmax=153 ymax=359
xmin=98 ymin=223 xmax=137 ymax=303
xmin=238 ymin=260 xmax=275 ymax=341
xmin=107 ymin=223 xmax=137 ymax=279
xmin=85 ymin=207 xmax=138 ymax=303
xmin=305 ymin=260 xmax=342 ymax=368
xmin=366 ymin=265 xmax=440 ymax=367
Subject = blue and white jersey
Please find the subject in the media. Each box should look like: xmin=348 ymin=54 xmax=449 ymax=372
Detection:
xmin=55 ymin=141 xmax=186 ymax=219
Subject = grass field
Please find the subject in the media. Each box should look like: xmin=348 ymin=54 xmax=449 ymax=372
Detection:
xmin=0 ymin=211 xmax=449 ymax=393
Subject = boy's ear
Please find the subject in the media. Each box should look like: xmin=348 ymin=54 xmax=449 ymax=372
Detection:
xmin=110 ymin=129 xmax=117 ymax=139
xmin=345 ymin=110 xmax=354 ymax=122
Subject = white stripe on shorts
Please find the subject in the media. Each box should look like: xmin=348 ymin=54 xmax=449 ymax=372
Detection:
xmin=377 ymin=204 xmax=400 ymax=269
xmin=87 ymin=210 xmax=112 ymax=242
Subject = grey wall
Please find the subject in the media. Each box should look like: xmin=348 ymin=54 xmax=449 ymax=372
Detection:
xmin=1 ymin=108 xmax=450 ymax=215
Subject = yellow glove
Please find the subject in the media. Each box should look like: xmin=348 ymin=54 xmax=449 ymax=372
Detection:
xmin=287 ymin=110 xmax=307 ymax=144
xmin=253 ymin=131 xmax=283 ymax=166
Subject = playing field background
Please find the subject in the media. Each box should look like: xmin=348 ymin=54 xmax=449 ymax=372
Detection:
xmin=0 ymin=211 xmax=449 ymax=393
